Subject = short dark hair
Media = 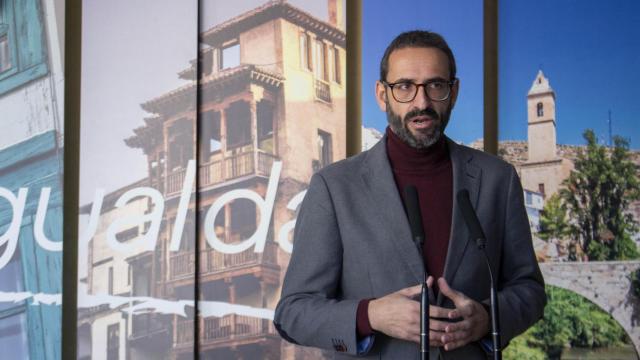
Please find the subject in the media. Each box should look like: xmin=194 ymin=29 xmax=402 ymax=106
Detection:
xmin=379 ymin=30 xmax=457 ymax=82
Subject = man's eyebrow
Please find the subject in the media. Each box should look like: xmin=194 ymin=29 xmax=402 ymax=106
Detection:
xmin=388 ymin=76 xmax=449 ymax=83
xmin=388 ymin=77 xmax=414 ymax=83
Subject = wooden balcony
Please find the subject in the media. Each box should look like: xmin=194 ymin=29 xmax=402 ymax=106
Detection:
xmin=166 ymin=149 xmax=277 ymax=195
xmin=169 ymin=242 xmax=279 ymax=283
xmin=129 ymin=313 xmax=170 ymax=343
xmin=175 ymin=314 xmax=277 ymax=349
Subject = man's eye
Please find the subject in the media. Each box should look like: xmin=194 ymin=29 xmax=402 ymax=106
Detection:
xmin=429 ymin=82 xmax=445 ymax=90
xmin=397 ymin=83 xmax=413 ymax=91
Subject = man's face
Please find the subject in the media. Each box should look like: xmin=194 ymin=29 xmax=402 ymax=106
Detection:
xmin=375 ymin=47 xmax=459 ymax=149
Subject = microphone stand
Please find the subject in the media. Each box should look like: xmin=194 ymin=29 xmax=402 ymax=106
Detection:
xmin=457 ymin=189 xmax=502 ymax=360
xmin=420 ymin=272 xmax=429 ymax=360
xmin=477 ymin=239 xmax=502 ymax=360
xmin=403 ymin=185 xmax=429 ymax=360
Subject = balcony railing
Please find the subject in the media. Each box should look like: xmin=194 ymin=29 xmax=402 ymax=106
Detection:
xmin=130 ymin=313 xmax=168 ymax=340
xmin=175 ymin=315 xmax=276 ymax=347
xmin=170 ymin=242 xmax=279 ymax=280
xmin=315 ymin=79 xmax=331 ymax=103
xmin=175 ymin=318 xmax=194 ymax=346
xmin=166 ymin=150 xmax=278 ymax=195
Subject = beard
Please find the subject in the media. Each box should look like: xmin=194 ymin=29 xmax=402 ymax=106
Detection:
xmin=385 ymin=99 xmax=452 ymax=150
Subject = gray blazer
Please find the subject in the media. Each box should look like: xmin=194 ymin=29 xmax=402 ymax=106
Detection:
xmin=274 ymin=136 xmax=546 ymax=359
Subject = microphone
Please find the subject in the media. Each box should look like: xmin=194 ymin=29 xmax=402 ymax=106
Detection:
xmin=456 ymin=190 xmax=502 ymax=360
xmin=403 ymin=185 xmax=429 ymax=360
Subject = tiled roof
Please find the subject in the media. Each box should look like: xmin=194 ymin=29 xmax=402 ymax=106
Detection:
xmin=200 ymin=0 xmax=345 ymax=47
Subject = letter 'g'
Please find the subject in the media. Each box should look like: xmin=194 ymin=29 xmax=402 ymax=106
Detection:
xmin=0 ymin=188 xmax=27 ymax=270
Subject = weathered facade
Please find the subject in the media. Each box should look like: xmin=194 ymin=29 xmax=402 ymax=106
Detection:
xmin=81 ymin=1 xmax=346 ymax=359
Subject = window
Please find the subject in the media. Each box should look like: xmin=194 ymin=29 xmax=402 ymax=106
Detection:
xmin=226 ymin=101 xmax=251 ymax=148
xmin=106 ymin=324 xmax=119 ymax=360
xmin=525 ymin=191 xmax=533 ymax=206
xmin=299 ymin=32 xmax=312 ymax=70
xmin=314 ymin=39 xmax=327 ymax=81
xmin=115 ymin=227 xmax=138 ymax=242
xmin=199 ymin=110 xmax=221 ymax=161
xmin=318 ymin=130 xmax=333 ymax=168
xmin=0 ymin=313 xmax=29 ymax=359
xmin=332 ymin=46 xmax=341 ymax=84
xmin=0 ymin=0 xmax=48 ymax=95
xmin=536 ymin=102 xmax=543 ymax=117
xmin=108 ymin=266 xmax=113 ymax=295
xmin=0 ymin=31 xmax=11 ymax=73
xmin=220 ymin=42 xmax=240 ymax=70
xmin=538 ymin=183 xmax=545 ymax=197
xmin=167 ymin=118 xmax=194 ymax=170
xmin=0 ymin=243 xmax=28 ymax=358
xmin=257 ymin=101 xmax=274 ymax=139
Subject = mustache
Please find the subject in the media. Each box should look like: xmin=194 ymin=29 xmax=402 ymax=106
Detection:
xmin=404 ymin=108 xmax=439 ymax=123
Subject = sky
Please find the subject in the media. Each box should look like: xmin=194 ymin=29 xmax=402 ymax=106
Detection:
xmin=80 ymin=0 xmax=640 ymax=204
xmin=500 ymin=0 xmax=640 ymax=148
xmin=364 ymin=0 xmax=640 ymax=150
xmin=361 ymin=0 xmax=484 ymax=145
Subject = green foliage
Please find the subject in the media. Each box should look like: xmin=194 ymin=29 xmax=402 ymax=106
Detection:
xmin=538 ymin=193 xmax=571 ymax=242
xmin=506 ymin=285 xmax=629 ymax=359
xmin=504 ymin=327 xmax=546 ymax=360
xmin=559 ymin=129 xmax=640 ymax=261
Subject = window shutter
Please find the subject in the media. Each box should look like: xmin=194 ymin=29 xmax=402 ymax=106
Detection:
xmin=14 ymin=0 xmax=46 ymax=70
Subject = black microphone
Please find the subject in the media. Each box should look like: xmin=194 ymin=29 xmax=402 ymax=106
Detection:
xmin=403 ymin=185 xmax=428 ymax=360
xmin=457 ymin=190 xmax=502 ymax=360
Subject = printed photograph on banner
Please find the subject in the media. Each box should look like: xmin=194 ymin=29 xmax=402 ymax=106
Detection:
xmin=78 ymin=0 xmax=346 ymax=359
xmin=361 ymin=0 xmax=483 ymax=151
xmin=78 ymin=0 xmax=198 ymax=359
xmin=499 ymin=1 xmax=640 ymax=358
xmin=0 ymin=0 xmax=65 ymax=359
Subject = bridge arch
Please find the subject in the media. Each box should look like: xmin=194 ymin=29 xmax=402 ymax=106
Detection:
xmin=539 ymin=261 xmax=640 ymax=356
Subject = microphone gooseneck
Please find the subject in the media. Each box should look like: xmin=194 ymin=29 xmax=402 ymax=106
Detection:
xmin=457 ymin=190 xmax=502 ymax=360
xmin=403 ymin=185 xmax=429 ymax=360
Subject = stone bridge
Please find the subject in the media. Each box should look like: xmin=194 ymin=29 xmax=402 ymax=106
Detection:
xmin=539 ymin=261 xmax=640 ymax=355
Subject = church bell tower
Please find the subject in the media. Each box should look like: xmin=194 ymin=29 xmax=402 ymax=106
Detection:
xmin=527 ymin=70 xmax=557 ymax=162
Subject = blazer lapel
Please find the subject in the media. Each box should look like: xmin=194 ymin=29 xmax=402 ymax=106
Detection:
xmin=438 ymin=139 xmax=482 ymax=305
xmin=360 ymin=136 xmax=425 ymax=285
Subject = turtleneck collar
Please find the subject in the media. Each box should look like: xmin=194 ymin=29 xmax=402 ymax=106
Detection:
xmin=385 ymin=126 xmax=450 ymax=173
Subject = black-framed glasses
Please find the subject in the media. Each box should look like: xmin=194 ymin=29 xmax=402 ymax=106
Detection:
xmin=382 ymin=79 xmax=457 ymax=103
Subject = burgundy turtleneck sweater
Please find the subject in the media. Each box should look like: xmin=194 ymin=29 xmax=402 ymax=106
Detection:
xmin=356 ymin=127 xmax=453 ymax=338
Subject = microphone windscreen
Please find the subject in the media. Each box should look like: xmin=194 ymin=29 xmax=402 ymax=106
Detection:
xmin=404 ymin=185 xmax=425 ymax=239
xmin=456 ymin=189 xmax=486 ymax=247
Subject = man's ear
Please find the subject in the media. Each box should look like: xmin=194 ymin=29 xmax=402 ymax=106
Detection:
xmin=375 ymin=81 xmax=388 ymax=112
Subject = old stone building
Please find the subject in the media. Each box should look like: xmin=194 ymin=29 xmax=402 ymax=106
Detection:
xmin=80 ymin=1 xmax=346 ymax=359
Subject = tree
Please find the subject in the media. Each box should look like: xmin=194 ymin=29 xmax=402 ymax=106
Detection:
xmin=506 ymin=286 xmax=630 ymax=359
xmin=538 ymin=193 xmax=571 ymax=241
xmin=559 ymin=129 xmax=640 ymax=261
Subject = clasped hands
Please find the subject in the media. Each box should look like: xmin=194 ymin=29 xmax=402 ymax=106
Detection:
xmin=368 ymin=277 xmax=489 ymax=351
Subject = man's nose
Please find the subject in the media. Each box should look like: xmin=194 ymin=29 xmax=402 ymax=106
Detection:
xmin=413 ymin=84 xmax=432 ymax=108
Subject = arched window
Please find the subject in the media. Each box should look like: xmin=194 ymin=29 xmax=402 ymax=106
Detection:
xmin=536 ymin=102 xmax=544 ymax=117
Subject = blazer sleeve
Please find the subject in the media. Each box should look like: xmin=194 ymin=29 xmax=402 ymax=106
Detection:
xmin=274 ymin=173 xmax=363 ymax=356
xmin=491 ymin=165 xmax=547 ymax=346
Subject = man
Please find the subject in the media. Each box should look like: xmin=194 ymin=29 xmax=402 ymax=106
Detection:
xmin=274 ymin=30 xmax=545 ymax=359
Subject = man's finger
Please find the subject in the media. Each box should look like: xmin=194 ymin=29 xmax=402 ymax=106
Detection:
xmin=429 ymin=305 xmax=452 ymax=319
xmin=441 ymin=328 xmax=469 ymax=343
xmin=438 ymin=278 xmax=466 ymax=304
xmin=444 ymin=339 xmax=468 ymax=351
xmin=429 ymin=319 xmax=451 ymax=332
xmin=443 ymin=318 xmax=471 ymax=333
xmin=426 ymin=275 xmax=434 ymax=288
